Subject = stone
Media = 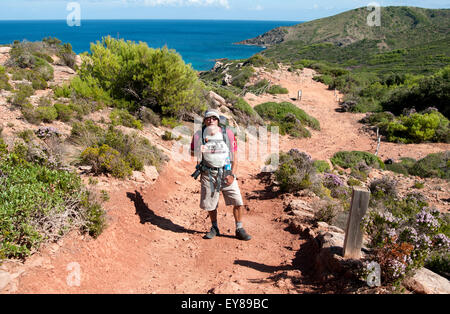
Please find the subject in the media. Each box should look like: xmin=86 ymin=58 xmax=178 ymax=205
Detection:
xmin=212 ymin=61 xmax=223 ymax=72
xmin=403 ymin=267 xmax=450 ymax=294
xmin=144 ymin=165 xmax=159 ymax=182
xmin=207 ymin=91 xmax=226 ymax=107
xmin=131 ymin=171 xmax=146 ymax=183
xmin=287 ymin=199 xmax=314 ymax=213
xmin=0 ymin=47 xmax=11 ymax=54
xmin=209 ymin=281 xmax=243 ymax=294
xmin=223 ymin=73 xmax=232 ymax=86
xmin=0 ymin=270 xmax=12 ymax=291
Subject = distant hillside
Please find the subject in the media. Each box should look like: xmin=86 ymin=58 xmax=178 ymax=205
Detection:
xmin=238 ymin=6 xmax=450 ymax=74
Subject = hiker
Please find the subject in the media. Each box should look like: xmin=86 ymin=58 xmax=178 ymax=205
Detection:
xmin=190 ymin=109 xmax=251 ymax=241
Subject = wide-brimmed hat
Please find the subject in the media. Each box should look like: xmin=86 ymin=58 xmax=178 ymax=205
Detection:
xmin=204 ymin=109 xmax=221 ymax=120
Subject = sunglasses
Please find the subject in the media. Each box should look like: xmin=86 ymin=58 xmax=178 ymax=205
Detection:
xmin=205 ymin=116 xmax=219 ymax=121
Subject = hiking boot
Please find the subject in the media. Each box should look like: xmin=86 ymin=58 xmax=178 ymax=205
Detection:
xmin=236 ymin=228 xmax=252 ymax=241
xmin=204 ymin=226 xmax=220 ymax=239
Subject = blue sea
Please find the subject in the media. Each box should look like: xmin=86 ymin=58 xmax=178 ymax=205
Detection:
xmin=0 ymin=20 xmax=299 ymax=71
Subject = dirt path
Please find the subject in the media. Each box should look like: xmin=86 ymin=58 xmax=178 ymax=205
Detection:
xmin=3 ymin=67 xmax=449 ymax=294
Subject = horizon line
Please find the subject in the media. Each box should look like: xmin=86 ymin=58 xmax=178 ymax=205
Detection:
xmin=0 ymin=18 xmax=303 ymax=22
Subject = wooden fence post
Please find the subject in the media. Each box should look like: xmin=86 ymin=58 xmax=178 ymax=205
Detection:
xmin=343 ymin=187 xmax=370 ymax=259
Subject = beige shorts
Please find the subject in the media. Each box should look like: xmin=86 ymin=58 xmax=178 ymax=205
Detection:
xmin=200 ymin=171 xmax=244 ymax=211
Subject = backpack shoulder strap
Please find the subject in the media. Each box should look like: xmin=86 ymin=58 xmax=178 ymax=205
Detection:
xmin=201 ymin=125 xmax=207 ymax=145
xmin=222 ymin=126 xmax=232 ymax=154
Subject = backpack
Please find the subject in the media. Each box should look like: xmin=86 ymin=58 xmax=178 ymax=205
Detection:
xmin=201 ymin=124 xmax=231 ymax=169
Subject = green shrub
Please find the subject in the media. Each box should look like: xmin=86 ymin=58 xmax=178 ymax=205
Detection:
xmin=385 ymin=112 xmax=449 ymax=144
xmin=409 ymin=151 xmax=450 ymax=179
xmin=313 ymin=160 xmax=331 ymax=173
xmin=0 ymin=151 xmax=107 ymax=259
xmin=382 ymin=66 xmax=450 ymax=119
xmin=369 ymin=176 xmax=398 ymax=200
xmin=110 ymin=108 xmax=142 ymax=130
xmin=0 ymin=66 xmax=11 ymax=91
xmin=9 ymin=83 xmax=34 ymax=107
xmin=17 ymin=129 xmax=36 ymax=143
xmin=71 ymin=122 xmax=166 ymax=176
xmin=267 ymin=84 xmax=289 ymax=95
xmin=161 ymin=117 xmax=182 ymax=129
xmin=36 ymin=106 xmax=58 ymax=123
xmin=69 ymin=120 xmax=105 ymax=147
xmin=347 ymin=177 xmax=362 ymax=186
xmin=425 ymin=252 xmax=450 ymax=279
xmin=79 ymin=36 xmax=204 ymax=118
xmin=54 ymin=103 xmax=74 ymax=122
xmin=80 ymin=144 xmax=132 ymax=179
xmin=245 ymin=54 xmax=279 ymax=70
xmin=275 ymin=149 xmax=316 ymax=193
xmin=255 ymin=101 xmax=320 ymax=131
xmin=53 ymin=84 xmax=72 ymax=98
xmin=331 ymin=151 xmax=385 ymax=170
xmin=385 ymin=157 xmax=416 ymax=175
xmin=230 ymin=66 xmax=255 ymax=89
xmin=21 ymin=103 xmax=42 ymax=125
xmin=137 ymin=106 xmax=161 ymax=127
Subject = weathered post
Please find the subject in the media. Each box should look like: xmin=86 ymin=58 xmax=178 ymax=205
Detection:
xmin=343 ymin=187 xmax=370 ymax=259
xmin=297 ymin=90 xmax=302 ymax=101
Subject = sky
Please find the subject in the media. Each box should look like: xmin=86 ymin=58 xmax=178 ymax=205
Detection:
xmin=0 ymin=0 xmax=449 ymax=21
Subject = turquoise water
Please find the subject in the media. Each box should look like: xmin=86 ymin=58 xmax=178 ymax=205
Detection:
xmin=0 ymin=20 xmax=299 ymax=71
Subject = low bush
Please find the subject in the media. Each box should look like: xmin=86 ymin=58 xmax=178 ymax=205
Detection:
xmin=409 ymin=151 xmax=450 ymax=179
xmin=275 ymin=149 xmax=317 ymax=193
xmin=267 ymin=85 xmax=289 ymax=95
xmin=362 ymin=193 xmax=449 ymax=285
xmin=54 ymin=103 xmax=74 ymax=122
xmin=137 ymin=106 xmax=161 ymax=127
xmin=331 ymin=151 xmax=385 ymax=170
xmin=369 ymin=176 xmax=398 ymax=201
xmin=245 ymin=54 xmax=279 ymax=70
xmin=81 ymin=144 xmax=132 ymax=179
xmin=313 ymin=199 xmax=343 ymax=225
xmin=36 ymin=105 xmax=58 ymax=123
xmin=313 ymin=160 xmax=331 ymax=173
xmin=385 ymin=157 xmax=416 ymax=175
xmin=384 ymin=111 xmax=449 ymax=144
xmin=69 ymin=120 xmax=105 ymax=147
xmin=0 ymin=66 xmax=12 ymax=91
xmin=110 ymin=108 xmax=142 ymax=130
xmin=9 ymin=83 xmax=34 ymax=107
xmin=0 ymin=147 xmax=107 ymax=259
xmin=255 ymin=101 xmax=320 ymax=130
xmin=71 ymin=122 xmax=166 ymax=178
xmin=255 ymin=102 xmax=320 ymax=138
xmin=232 ymin=98 xmax=264 ymax=126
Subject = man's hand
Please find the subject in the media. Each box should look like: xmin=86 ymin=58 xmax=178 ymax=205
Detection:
xmin=224 ymin=175 xmax=235 ymax=186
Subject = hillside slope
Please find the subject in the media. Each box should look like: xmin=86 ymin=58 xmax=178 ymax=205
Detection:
xmin=238 ymin=7 xmax=450 ymax=73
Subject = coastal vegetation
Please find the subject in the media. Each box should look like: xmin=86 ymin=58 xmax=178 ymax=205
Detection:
xmin=273 ymin=148 xmax=449 ymax=286
xmin=254 ymin=101 xmax=320 ymax=138
xmin=0 ymin=129 xmax=107 ymax=259
xmin=237 ymin=7 xmax=450 ymax=145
